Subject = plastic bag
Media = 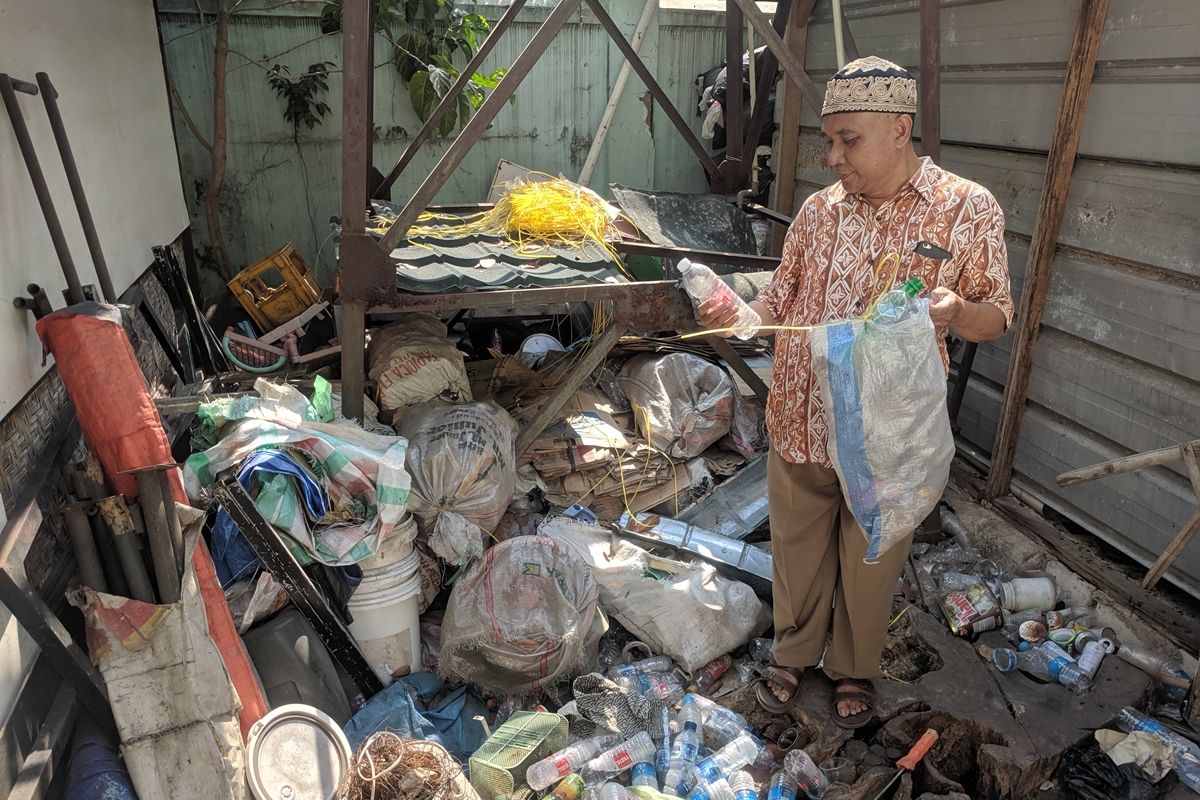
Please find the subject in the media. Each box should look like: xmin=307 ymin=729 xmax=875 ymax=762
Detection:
xmin=368 ymin=314 xmax=472 ymax=416
xmin=439 ymin=536 xmax=603 ymax=695
xmin=401 ymin=401 xmax=519 ymax=564
xmin=809 ymin=299 xmax=954 ymax=561
xmin=1060 ymin=740 xmax=1173 ymax=800
xmin=618 ymin=353 xmax=734 ymax=459
xmin=722 ymin=390 xmax=768 ymax=460
xmin=540 ymin=515 xmax=770 ymax=672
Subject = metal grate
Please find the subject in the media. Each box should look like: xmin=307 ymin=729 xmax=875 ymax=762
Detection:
xmin=469 ymin=712 xmax=567 ymax=799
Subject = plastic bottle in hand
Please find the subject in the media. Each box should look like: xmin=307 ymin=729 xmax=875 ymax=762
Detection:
xmin=583 ymin=732 xmax=657 ymax=781
xmin=678 ymin=258 xmax=761 ymax=340
xmin=615 ymin=672 xmax=685 ymax=703
xmin=1116 ymin=706 xmax=1200 ymax=791
xmin=872 ymin=277 xmax=926 ymax=323
xmin=632 ymin=762 xmax=660 ymax=788
xmin=527 ymin=734 xmax=620 ymax=790
xmin=689 ymin=777 xmax=736 ymax=800
xmin=694 ymin=733 xmax=762 ymax=788
xmin=767 ymin=772 xmax=799 ymax=800
xmin=985 ymin=643 xmax=1091 ymax=693
xmin=664 ymin=696 xmax=705 ymax=795
xmin=782 ymin=749 xmax=829 ymax=799
xmin=609 ymin=655 xmax=674 ymax=679
xmin=549 ymin=774 xmax=587 ymax=800
xmin=729 ymin=770 xmax=760 ymax=800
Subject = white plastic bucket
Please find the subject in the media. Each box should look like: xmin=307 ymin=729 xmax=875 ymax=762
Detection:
xmin=348 ymin=545 xmax=422 ymax=684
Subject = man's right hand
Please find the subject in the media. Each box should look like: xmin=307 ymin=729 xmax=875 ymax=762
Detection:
xmin=695 ymin=297 xmax=743 ymax=338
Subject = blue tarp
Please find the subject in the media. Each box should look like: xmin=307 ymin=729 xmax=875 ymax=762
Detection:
xmin=343 ymin=672 xmax=490 ymax=761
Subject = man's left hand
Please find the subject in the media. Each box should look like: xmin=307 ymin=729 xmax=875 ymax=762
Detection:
xmin=928 ymin=287 xmax=965 ymax=328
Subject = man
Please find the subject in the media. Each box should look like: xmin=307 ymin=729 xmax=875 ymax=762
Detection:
xmin=699 ymin=56 xmax=1013 ymax=727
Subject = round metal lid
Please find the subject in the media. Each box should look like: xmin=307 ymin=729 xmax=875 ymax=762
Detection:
xmin=246 ymin=704 xmax=352 ymax=800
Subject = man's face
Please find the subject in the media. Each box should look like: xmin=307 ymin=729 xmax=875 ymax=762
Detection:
xmin=820 ymin=112 xmax=909 ymax=196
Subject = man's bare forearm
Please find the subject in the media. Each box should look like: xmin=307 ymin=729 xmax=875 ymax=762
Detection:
xmin=950 ymin=300 xmax=1007 ymax=342
xmin=749 ymin=300 xmax=776 ymax=331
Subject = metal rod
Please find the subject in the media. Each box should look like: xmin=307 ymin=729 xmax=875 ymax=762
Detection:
xmin=62 ymin=504 xmax=107 ymax=592
xmin=726 ymin=0 xmax=824 ymax=114
xmin=98 ymin=497 xmax=155 ymax=604
xmin=578 ymin=0 xmax=657 ymax=187
xmin=87 ymin=504 xmax=129 ymax=597
xmin=156 ymin=470 xmax=185 ymax=579
xmin=832 ymin=0 xmax=847 ymax=67
xmin=378 ymin=0 xmax=529 ymax=196
xmin=378 ymin=0 xmax=585 ymax=251
xmin=135 ymin=470 xmax=179 ymax=604
xmin=341 ymin=0 xmax=372 ymax=238
xmin=584 ymin=0 xmax=722 ymax=182
xmin=739 ymin=0 xmax=794 ymax=186
xmin=35 ymin=73 xmax=116 ymax=303
xmin=0 ymin=74 xmax=84 ymax=304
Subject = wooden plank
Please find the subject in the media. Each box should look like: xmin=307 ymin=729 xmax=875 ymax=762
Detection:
xmin=919 ymin=0 xmax=941 ymax=163
xmin=515 ymin=324 xmax=624 ymax=457
xmin=706 ymin=335 xmax=769 ymax=403
xmin=769 ymin=0 xmax=818 ymax=256
xmin=7 ymin=685 xmax=77 ymax=800
xmin=1142 ymin=509 xmax=1200 ymax=590
xmin=985 ymin=0 xmax=1112 ymax=500
xmin=1056 ymin=440 xmax=1199 ymax=487
xmin=991 ymin=495 xmax=1200 ymax=652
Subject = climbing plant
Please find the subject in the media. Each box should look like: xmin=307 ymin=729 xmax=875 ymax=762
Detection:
xmin=320 ymin=0 xmax=506 ymax=136
xmin=266 ymin=62 xmax=335 ymax=132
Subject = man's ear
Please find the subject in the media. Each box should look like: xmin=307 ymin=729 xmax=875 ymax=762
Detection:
xmin=894 ymin=113 xmax=914 ymax=149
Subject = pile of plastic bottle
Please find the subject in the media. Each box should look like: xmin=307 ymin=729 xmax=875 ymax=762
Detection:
xmin=524 ymin=656 xmax=829 ymax=800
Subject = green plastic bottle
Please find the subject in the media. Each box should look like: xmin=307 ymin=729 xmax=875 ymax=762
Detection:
xmin=874 ymin=277 xmax=926 ymax=323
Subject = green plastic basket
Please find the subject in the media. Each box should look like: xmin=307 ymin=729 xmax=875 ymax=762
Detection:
xmin=469 ymin=711 xmax=568 ymax=799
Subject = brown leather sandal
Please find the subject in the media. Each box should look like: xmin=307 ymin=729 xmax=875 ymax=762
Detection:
xmin=831 ymin=677 xmax=875 ymax=729
xmin=754 ymin=664 xmax=805 ymax=714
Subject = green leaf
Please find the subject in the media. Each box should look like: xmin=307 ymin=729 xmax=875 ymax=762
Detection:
xmin=428 ymin=64 xmax=454 ymax=98
xmin=469 ymin=69 xmax=503 ymax=90
xmin=410 ymin=70 xmax=433 ymax=120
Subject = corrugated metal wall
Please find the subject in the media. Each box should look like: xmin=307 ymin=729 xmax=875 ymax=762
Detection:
xmin=785 ymin=0 xmax=1200 ymax=595
xmin=158 ymin=0 xmax=725 ymax=288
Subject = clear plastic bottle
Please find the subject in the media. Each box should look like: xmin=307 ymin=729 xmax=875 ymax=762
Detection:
xmin=664 ymin=697 xmax=705 ymax=796
xmin=748 ymin=638 xmax=774 ymax=664
xmin=729 ymin=770 xmax=760 ymax=800
xmin=549 ymin=774 xmax=587 ymax=800
xmin=583 ymin=732 xmax=657 ymax=780
xmin=678 ymin=258 xmax=761 ymax=341
xmin=689 ymin=777 xmax=735 ymax=800
xmin=599 ymin=782 xmax=631 ymax=800
xmin=615 ymin=672 xmax=686 ymax=703
xmin=632 ymin=761 xmax=660 ymax=788
xmin=986 ymin=644 xmax=1092 ymax=693
xmin=767 ymin=772 xmax=799 ymax=800
xmin=694 ymin=655 xmax=734 ymax=691
xmin=657 ymin=706 xmax=674 ymax=784
xmin=693 ymin=733 xmax=762 ymax=788
xmin=872 ymin=277 xmax=925 ymax=323
xmin=528 ymin=734 xmax=621 ymax=790
xmin=609 ymin=655 xmax=674 ymax=679
xmin=1116 ymin=707 xmax=1200 ymax=791
xmin=782 ymin=749 xmax=829 ymax=799
xmin=687 ymin=694 xmax=753 ymax=750
xmin=935 ymin=570 xmax=984 ymax=594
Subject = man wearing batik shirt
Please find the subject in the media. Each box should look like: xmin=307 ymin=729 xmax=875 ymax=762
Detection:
xmin=699 ymin=56 xmax=1013 ymax=727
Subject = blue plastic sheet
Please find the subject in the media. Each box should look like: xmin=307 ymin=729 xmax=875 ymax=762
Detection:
xmin=343 ymin=672 xmax=490 ymax=761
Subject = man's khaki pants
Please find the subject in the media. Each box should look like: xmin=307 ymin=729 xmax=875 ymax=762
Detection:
xmin=768 ymin=451 xmax=913 ymax=680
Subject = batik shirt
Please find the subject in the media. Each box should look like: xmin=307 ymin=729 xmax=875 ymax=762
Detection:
xmin=756 ymin=156 xmax=1014 ymax=467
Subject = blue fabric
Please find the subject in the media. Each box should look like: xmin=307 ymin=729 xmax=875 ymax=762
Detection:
xmin=343 ymin=672 xmax=490 ymax=761
xmin=210 ymin=449 xmax=330 ymax=587
xmin=66 ymin=714 xmax=139 ymax=800
xmin=825 ymin=322 xmax=883 ymax=561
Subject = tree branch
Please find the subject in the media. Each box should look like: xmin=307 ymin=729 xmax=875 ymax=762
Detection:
xmin=166 ymin=69 xmax=213 ymax=153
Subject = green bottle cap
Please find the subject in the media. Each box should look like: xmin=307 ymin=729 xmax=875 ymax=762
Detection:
xmin=902 ymin=277 xmax=926 ymax=298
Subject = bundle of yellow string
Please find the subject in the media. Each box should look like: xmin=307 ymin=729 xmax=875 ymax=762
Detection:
xmin=372 ymin=176 xmax=632 ymax=277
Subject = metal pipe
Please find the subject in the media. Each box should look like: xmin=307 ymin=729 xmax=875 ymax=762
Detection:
xmin=35 ymin=73 xmax=116 ymax=304
xmin=13 ymin=284 xmax=52 ymax=318
xmin=156 ymin=470 xmax=185 ymax=579
xmin=577 ymin=0 xmax=657 ymax=187
xmin=616 ymin=511 xmax=772 ymax=580
xmin=832 ymin=0 xmax=847 ymax=68
xmin=87 ymin=504 xmax=130 ymax=597
xmin=62 ymin=504 xmax=107 ymax=592
xmin=0 ymin=74 xmax=85 ymax=305
xmin=98 ymin=497 xmax=155 ymax=604
xmin=135 ymin=470 xmax=179 ymax=604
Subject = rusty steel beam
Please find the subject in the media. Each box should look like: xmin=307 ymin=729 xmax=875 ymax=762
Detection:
xmin=616 ymin=240 xmax=779 ymax=269
xmin=377 ymin=0 xmax=529 ymax=197
xmin=739 ymin=0 xmax=795 ymax=187
xmin=919 ymin=0 xmax=941 ymax=163
xmin=726 ymin=0 xmax=823 ymax=114
xmin=584 ymin=0 xmax=722 ymax=183
xmin=724 ymin=0 xmax=745 ymax=181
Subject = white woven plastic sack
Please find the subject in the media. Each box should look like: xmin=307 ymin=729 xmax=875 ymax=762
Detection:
xmin=618 ymin=353 xmax=734 ymax=459
xmin=369 ymin=314 xmax=472 ymax=415
xmin=401 ymin=401 xmax=518 ymax=565
xmin=809 ymin=299 xmax=954 ymax=562
xmin=540 ymin=515 xmax=769 ymax=672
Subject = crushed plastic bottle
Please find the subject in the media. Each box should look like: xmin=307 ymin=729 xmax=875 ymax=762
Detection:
xmin=1116 ymin=707 xmax=1200 ymax=791
xmin=609 ymin=655 xmax=675 ymax=679
xmin=694 ymin=655 xmax=734 ymax=691
xmin=678 ymin=258 xmax=762 ymax=341
xmin=657 ymin=706 xmax=674 ymax=784
xmin=687 ymin=694 xmax=754 ymax=750
xmin=767 ymin=772 xmax=799 ymax=800
xmin=689 ymin=777 xmax=735 ymax=800
xmin=616 ymin=672 xmax=686 ymax=703
xmin=872 ymin=277 xmax=925 ymax=323
xmin=748 ymin=638 xmax=774 ymax=664
xmin=692 ymin=733 xmax=762 ymax=790
xmin=631 ymin=762 xmax=659 ymax=788
xmin=782 ymin=749 xmax=829 ymax=799
xmin=528 ymin=734 xmax=621 ymax=790
xmin=983 ymin=643 xmax=1091 ymax=693
xmin=598 ymin=782 xmax=631 ymax=800
xmin=664 ymin=697 xmax=705 ymax=796
xmin=583 ymin=732 xmax=657 ymax=781
xmin=549 ymin=774 xmax=587 ymax=800
xmin=729 ymin=770 xmax=759 ymax=800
